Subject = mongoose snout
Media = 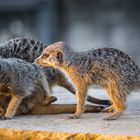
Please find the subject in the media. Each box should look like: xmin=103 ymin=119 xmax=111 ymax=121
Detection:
xmin=35 ymin=42 xmax=64 ymax=68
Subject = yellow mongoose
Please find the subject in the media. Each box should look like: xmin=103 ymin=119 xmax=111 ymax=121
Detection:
xmin=35 ymin=41 xmax=140 ymax=120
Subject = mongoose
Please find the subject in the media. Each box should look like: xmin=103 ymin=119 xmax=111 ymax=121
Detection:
xmin=0 ymin=94 xmax=105 ymax=116
xmin=0 ymin=37 xmax=110 ymax=106
xmin=0 ymin=58 xmax=56 ymax=120
xmin=35 ymin=41 xmax=140 ymax=120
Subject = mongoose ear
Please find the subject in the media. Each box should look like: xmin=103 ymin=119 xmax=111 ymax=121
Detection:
xmin=56 ymin=51 xmax=63 ymax=62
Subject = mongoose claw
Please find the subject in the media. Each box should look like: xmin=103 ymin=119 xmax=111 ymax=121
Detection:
xmin=0 ymin=115 xmax=10 ymax=120
xmin=66 ymin=114 xmax=80 ymax=119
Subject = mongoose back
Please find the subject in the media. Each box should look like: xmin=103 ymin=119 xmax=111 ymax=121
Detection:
xmin=0 ymin=37 xmax=110 ymax=105
xmin=0 ymin=58 xmax=56 ymax=120
xmin=35 ymin=41 xmax=140 ymax=120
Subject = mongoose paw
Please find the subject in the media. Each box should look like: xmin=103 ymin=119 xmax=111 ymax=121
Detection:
xmin=103 ymin=111 xmax=122 ymax=120
xmin=43 ymin=96 xmax=57 ymax=105
xmin=0 ymin=115 xmax=10 ymax=120
xmin=50 ymin=96 xmax=57 ymax=103
xmin=66 ymin=114 xmax=80 ymax=119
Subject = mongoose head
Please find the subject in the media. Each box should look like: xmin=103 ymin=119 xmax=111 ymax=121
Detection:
xmin=35 ymin=41 xmax=64 ymax=68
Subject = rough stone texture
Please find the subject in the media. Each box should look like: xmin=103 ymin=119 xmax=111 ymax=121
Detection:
xmin=0 ymin=128 xmax=140 ymax=140
xmin=0 ymin=87 xmax=140 ymax=138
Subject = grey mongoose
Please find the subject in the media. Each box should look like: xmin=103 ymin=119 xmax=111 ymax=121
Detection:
xmin=0 ymin=58 xmax=56 ymax=120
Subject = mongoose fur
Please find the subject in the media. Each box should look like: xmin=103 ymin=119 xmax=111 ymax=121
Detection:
xmin=35 ymin=41 xmax=140 ymax=120
xmin=0 ymin=37 xmax=110 ymax=105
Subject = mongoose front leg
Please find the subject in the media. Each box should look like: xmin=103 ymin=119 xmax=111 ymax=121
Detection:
xmin=0 ymin=95 xmax=23 ymax=120
xmin=67 ymin=88 xmax=87 ymax=119
xmin=42 ymin=96 xmax=57 ymax=106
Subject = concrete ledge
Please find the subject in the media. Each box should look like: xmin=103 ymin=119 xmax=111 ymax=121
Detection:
xmin=0 ymin=128 xmax=140 ymax=140
xmin=0 ymin=88 xmax=140 ymax=138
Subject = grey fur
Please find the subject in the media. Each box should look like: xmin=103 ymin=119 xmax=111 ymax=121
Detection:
xmin=0 ymin=57 xmax=58 ymax=119
xmin=0 ymin=37 xmax=110 ymax=105
xmin=0 ymin=58 xmax=50 ymax=97
xmin=61 ymin=45 xmax=140 ymax=100
xmin=62 ymin=47 xmax=140 ymax=92
xmin=0 ymin=37 xmax=45 ymax=62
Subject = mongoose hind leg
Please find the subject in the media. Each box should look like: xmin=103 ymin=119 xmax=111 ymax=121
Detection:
xmin=104 ymin=82 xmax=126 ymax=120
xmin=102 ymin=105 xmax=114 ymax=113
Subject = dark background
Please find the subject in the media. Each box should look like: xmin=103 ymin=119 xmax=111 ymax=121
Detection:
xmin=0 ymin=0 xmax=140 ymax=64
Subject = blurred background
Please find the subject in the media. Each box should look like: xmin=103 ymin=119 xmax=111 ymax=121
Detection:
xmin=0 ymin=0 xmax=140 ymax=64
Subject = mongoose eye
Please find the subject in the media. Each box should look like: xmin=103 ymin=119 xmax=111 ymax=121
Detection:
xmin=43 ymin=53 xmax=49 ymax=59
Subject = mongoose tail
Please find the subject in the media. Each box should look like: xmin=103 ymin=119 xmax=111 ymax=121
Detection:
xmin=86 ymin=96 xmax=111 ymax=105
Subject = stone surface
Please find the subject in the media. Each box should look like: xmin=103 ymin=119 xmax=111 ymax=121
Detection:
xmin=0 ymin=87 xmax=140 ymax=137
xmin=0 ymin=128 xmax=140 ymax=140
